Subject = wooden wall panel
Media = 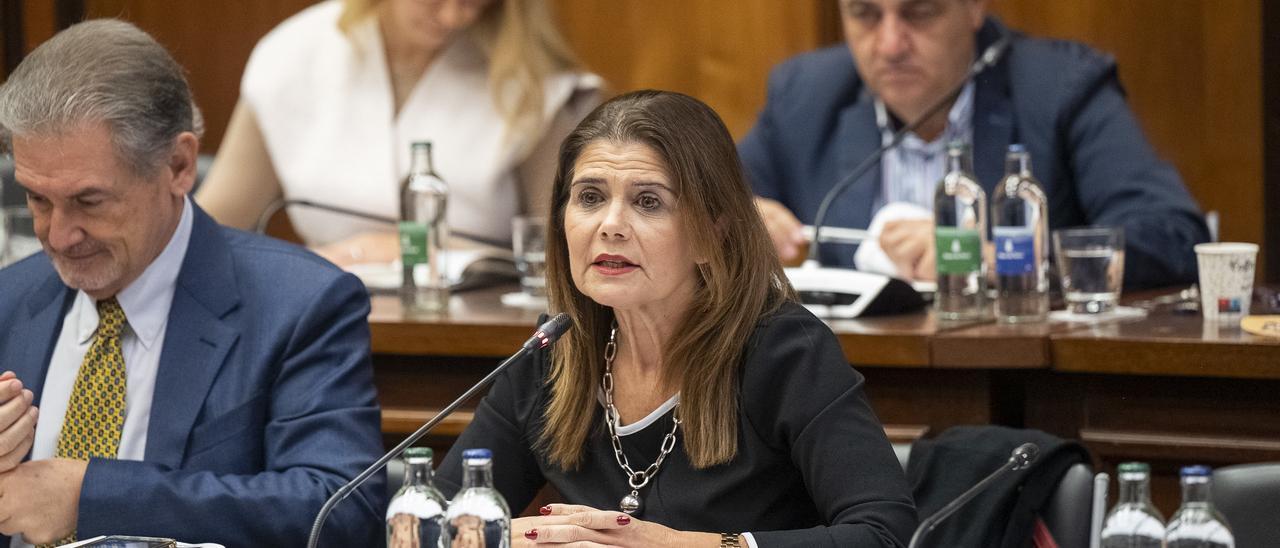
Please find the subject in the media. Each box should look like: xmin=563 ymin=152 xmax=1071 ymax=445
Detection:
xmin=19 ymin=0 xmax=55 ymax=53
xmin=552 ymin=0 xmax=835 ymax=139
xmin=10 ymin=0 xmax=1269 ymax=277
xmin=1 ymin=3 xmax=9 ymax=78
xmin=1267 ymin=0 xmax=1280 ymax=283
xmin=83 ymin=0 xmax=312 ymax=152
xmin=51 ymin=0 xmax=834 ymax=150
xmin=991 ymin=0 xmax=1265 ymax=270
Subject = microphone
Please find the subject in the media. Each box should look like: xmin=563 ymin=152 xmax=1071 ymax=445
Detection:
xmin=806 ymin=35 xmax=1011 ymax=265
xmin=907 ymin=442 xmax=1039 ymax=548
xmin=305 ymin=313 xmax=574 ymax=548
xmin=786 ymin=34 xmax=1010 ymax=319
xmin=254 ymin=197 xmax=510 ymax=249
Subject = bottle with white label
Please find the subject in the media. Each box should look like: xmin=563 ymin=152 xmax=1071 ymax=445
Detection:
xmin=399 ymin=141 xmax=450 ymax=314
xmin=991 ymin=144 xmax=1049 ymax=323
xmin=933 ymin=141 xmax=987 ymax=320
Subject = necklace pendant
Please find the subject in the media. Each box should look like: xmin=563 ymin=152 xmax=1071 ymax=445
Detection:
xmin=620 ymin=490 xmax=641 ymax=514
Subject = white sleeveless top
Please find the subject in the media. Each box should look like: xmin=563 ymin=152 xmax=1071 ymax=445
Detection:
xmin=242 ymin=0 xmax=600 ymax=247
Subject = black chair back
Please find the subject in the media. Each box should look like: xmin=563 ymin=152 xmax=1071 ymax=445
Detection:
xmin=1214 ymin=462 xmax=1280 ymax=548
xmin=1041 ymin=462 xmax=1094 ymax=548
xmin=906 ymin=425 xmax=1094 ymax=548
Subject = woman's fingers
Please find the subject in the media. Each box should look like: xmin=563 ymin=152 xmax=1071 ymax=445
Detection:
xmin=517 ymin=508 xmax=633 ymax=545
xmin=522 ymin=523 xmax=619 ymax=544
xmin=515 ymin=536 xmax=618 ymax=548
xmin=542 ymin=504 xmax=604 ymax=516
xmin=531 ymin=509 xmax=631 ymax=530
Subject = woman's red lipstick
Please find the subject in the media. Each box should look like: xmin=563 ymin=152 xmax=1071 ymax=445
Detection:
xmin=591 ymin=253 xmax=638 ymax=275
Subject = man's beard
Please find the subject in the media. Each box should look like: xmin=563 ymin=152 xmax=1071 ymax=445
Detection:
xmin=46 ymin=242 xmax=122 ymax=295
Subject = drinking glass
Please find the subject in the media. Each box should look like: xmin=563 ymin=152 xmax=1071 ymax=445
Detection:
xmin=0 ymin=207 xmax=39 ymax=268
xmin=1053 ymin=227 xmax=1124 ymax=314
xmin=512 ymin=216 xmax=547 ymax=298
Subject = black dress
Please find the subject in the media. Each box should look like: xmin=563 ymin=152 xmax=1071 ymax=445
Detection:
xmin=436 ymin=302 xmax=918 ymax=547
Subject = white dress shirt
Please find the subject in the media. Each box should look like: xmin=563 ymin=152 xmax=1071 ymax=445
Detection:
xmin=30 ymin=196 xmax=194 ymax=463
xmin=242 ymin=0 xmax=601 ymax=247
xmin=17 ymin=197 xmax=193 ymax=548
xmin=873 ymin=81 xmax=976 ymax=212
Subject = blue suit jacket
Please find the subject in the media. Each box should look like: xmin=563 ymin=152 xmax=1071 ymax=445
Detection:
xmin=0 ymin=204 xmax=384 ymax=546
xmin=739 ymin=18 xmax=1209 ymax=289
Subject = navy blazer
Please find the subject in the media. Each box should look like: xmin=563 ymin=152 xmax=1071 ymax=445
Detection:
xmin=0 ymin=204 xmax=384 ymax=546
xmin=739 ymin=18 xmax=1209 ymax=289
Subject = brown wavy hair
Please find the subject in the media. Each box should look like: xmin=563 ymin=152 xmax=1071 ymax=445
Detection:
xmin=540 ymin=90 xmax=795 ymax=470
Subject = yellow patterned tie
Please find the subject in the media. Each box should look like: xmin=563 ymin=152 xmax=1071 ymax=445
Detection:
xmin=56 ymin=297 xmax=128 ymax=460
xmin=42 ymin=299 xmax=128 ymax=547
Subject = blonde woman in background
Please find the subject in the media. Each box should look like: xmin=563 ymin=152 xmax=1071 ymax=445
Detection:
xmin=197 ymin=0 xmax=601 ymax=266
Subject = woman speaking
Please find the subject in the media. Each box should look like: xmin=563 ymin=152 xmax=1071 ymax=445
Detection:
xmin=437 ymin=90 xmax=916 ymax=547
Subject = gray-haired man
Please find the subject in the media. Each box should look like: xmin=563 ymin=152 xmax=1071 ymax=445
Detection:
xmin=0 ymin=19 xmax=384 ymax=545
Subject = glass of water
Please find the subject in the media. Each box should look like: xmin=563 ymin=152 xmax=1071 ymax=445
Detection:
xmin=1053 ymin=226 xmax=1124 ymax=314
xmin=512 ymin=216 xmax=547 ymax=298
xmin=1 ymin=207 xmax=40 ymax=268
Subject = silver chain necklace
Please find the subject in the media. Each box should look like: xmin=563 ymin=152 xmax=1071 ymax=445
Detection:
xmin=601 ymin=325 xmax=680 ymax=514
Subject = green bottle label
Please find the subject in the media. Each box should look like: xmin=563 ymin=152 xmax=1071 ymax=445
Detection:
xmin=399 ymin=221 xmax=429 ymax=266
xmin=936 ymin=227 xmax=981 ymax=274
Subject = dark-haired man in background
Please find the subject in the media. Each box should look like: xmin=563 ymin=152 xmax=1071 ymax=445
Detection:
xmin=741 ymin=0 xmax=1208 ymax=288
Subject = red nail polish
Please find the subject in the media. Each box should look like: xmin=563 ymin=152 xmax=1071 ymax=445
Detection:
xmin=617 ymin=515 xmax=631 ymax=526
xmin=539 ymin=505 xmax=551 ymax=515
xmin=525 ymin=529 xmax=538 ymax=540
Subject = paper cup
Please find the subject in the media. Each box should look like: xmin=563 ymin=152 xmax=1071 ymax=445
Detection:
xmin=1194 ymin=242 xmax=1258 ymax=326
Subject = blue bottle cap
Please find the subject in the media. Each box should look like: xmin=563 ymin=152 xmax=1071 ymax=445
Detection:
xmin=462 ymin=448 xmax=493 ymax=460
xmin=1007 ymin=143 xmax=1027 ymax=153
xmin=1180 ymin=465 xmax=1212 ymax=477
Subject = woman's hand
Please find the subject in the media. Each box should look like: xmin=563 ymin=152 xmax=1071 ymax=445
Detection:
xmin=754 ymin=197 xmax=806 ymax=264
xmin=512 ymin=504 xmax=723 ymax=547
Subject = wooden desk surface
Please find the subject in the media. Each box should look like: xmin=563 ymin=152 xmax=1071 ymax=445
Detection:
xmin=367 ymin=284 xmax=1280 ymax=517
xmin=1051 ymin=309 xmax=1280 ymax=379
xmin=369 ymin=286 xmax=989 ymax=368
xmin=369 ymin=289 xmax=545 ymax=358
xmin=369 ymin=285 xmax=1280 ymax=376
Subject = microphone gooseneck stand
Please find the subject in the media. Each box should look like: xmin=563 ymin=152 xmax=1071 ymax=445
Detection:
xmin=304 ymin=313 xmax=573 ymax=548
xmin=907 ymin=442 xmax=1039 ymax=548
xmin=806 ymin=36 xmax=1010 ymax=267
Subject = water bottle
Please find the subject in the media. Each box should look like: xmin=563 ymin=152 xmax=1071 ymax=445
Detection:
xmin=399 ymin=141 xmax=450 ymax=314
xmin=992 ymin=144 xmax=1049 ymax=323
xmin=386 ymin=447 xmax=449 ymax=548
xmin=446 ymin=448 xmax=510 ymax=548
xmin=933 ymin=141 xmax=987 ymax=320
xmin=1165 ymin=465 xmax=1234 ymax=548
xmin=1100 ymin=462 xmax=1165 ymax=548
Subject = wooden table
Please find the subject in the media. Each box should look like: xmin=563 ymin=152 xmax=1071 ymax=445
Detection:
xmin=367 ymin=285 xmax=1280 ymax=514
xmin=368 ymin=287 xmax=1005 ymax=444
xmin=1031 ymin=296 xmax=1280 ymax=512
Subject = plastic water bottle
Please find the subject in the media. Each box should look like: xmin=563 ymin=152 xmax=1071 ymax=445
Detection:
xmin=992 ymin=144 xmax=1049 ymax=323
xmin=446 ymin=448 xmax=510 ymax=548
xmin=1100 ymin=462 xmax=1165 ymax=548
xmin=399 ymin=141 xmax=450 ymax=314
xmin=933 ymin=141 xmax=987 ymax=320
xmin=1165 ymin=465 xmax=1234 ymax=548
xmin=386 ymin=447 xmax=448 ymax=548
